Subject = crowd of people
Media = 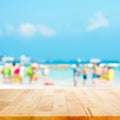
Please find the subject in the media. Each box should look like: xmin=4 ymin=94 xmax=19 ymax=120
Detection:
xmin=73 ymin=63 xmax=114 ymax=87
xmin=0 ymin=62 xmax=115 ymax=87
xmin=0 ymin=62 xmax=49 ymax=84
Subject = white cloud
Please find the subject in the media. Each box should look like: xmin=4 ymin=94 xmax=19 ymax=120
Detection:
xmin=6 ymin=24 xmax=15 ymax=31
xmin=87 ymin=11 xmax=109 ymax=31
xmin=19 ymin=23 xmax=37 ymax=36
xmin=1 ymin=23 xmax=56 ymax=37
xmin=38 ymin=25 xmax=56 ymax=36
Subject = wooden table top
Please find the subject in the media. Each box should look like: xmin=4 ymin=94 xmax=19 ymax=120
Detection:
xmin=0 ymin=88 xmax=120 ymax=120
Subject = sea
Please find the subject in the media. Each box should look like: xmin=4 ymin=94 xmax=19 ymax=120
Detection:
xmin=0 ymin=61 xmax=120 ymax=89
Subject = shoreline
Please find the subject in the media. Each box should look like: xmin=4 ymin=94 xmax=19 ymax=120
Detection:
xmin=0 ymin=83 xmax=120 ymax=89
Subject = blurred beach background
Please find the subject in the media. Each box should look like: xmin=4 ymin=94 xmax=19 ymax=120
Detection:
xmin=0 ymin=59 xmax=120 ymax=88
xmin=0 ymin=1 xmax=120 ymax=89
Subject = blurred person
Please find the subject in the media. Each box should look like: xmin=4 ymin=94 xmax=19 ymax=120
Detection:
xmin=0 ymin=65 xmax=3 ymax=81
xmin=12 ymin=62 xmax=22 ymax=84
xmin=82 ymin=65 xmax=89 ymax=86
xmin=73 ymin=64 xmax=81 ymax=87
xmin=32 ymin=63 xmax=40 ymax=84
xmin=25 ymin=64 xmax=33 ymax=84
xmin=92 ymin=63 xmax=102 ymax=88
xmin=2 ymin=64 xmax=11 ymax=83
xmin=42 ymin=65 xmax=49 ymax=81
xmin=102 ymin=65 xmax=108 ymax=79
xmin=105 ymin=67 xmax=114 ymax=87
xmin=19 ymin=63 xmax=25 ymax=83
xmin=0 ymin=65 xmax=3 ymax=75
xmin=101 ymin=65 xmax=108 ymax=85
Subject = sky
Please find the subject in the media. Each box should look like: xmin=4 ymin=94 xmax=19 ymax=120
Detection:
xmin=0 ymin=0 xmax=120 ymax=60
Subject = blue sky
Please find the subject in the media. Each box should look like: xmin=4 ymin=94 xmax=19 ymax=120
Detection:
xmin=0 ymin=0 xmax=120 ymax=60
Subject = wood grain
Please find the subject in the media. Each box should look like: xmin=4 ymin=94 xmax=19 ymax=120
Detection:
xmin=0 ymin=88 xmax=120 ymax=120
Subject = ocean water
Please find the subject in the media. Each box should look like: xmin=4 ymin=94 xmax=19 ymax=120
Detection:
xmin=0 ymin=64 xmax=120 ymax=88
xmin=48 ymin=66 xmax=120 ymax=88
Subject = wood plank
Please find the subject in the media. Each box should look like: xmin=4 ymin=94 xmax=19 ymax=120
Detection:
xmin=15 ymin=90 xmax=44 ymax=116
xmin=0 ymin=101 xmax=10 ymax=111
xmin=86 ymin=89 xmax=120 ymax=116
xmin=52 ymin=90 xmax=68 ymax=116
xmin=35 ymin=89 xmax=54 ymax=116
xmin=0 ymin=89 xmax=24 ymax=102
xmin=65 ymin=89 xmax=87 ymax=116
